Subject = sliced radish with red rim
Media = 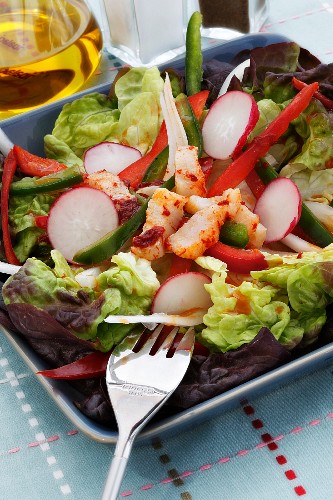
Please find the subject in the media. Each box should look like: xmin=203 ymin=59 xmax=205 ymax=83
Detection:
xmin=84 ymin=142 xmax=142 ymax=175
xmin=254 ymin=177 xmax=302 ymax=243
xmin=47 ymin=186 xmax=119 ymax=262
xmin=151 ymin=272 xmax=212 ymax=315
xmin=202 ymin=90 xmax=259 ymax=160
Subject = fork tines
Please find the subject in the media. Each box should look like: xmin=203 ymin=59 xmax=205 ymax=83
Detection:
xmin=133 ymin=325 xmax=194 ymax=357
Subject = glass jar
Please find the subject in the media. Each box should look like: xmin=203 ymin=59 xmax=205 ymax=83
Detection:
xmin=101 ymin=0 xmax=187 ymax=66
xmin=187 ymin=0 xmax=269 ymax=40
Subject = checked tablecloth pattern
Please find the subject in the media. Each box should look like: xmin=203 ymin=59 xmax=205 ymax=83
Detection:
xmin=1 ymin=1 xmax=333 ymax=499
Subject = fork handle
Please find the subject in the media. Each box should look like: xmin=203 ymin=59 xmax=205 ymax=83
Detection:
xmin=101 ymin=453 xmax=130 ymax=500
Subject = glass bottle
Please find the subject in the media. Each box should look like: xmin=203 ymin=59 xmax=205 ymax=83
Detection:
xmin=101 ymin=0 xmax=187 ymax=66
xmin=0 ymin=0 xmax=103 ymax=119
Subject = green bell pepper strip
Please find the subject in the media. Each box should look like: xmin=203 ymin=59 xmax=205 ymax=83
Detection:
xmin=185 ymin=11 xmax=203 ymax=96
xmin=142 ymin=146 xmax=169 ymax=182
xmin=175 ymin=93 xmax=203 ymax=157
xmin=73 ymin=177 xmax=175 ymax=265
xmin=255 ymin=163 xmax=333 ymax=247
xmin=10 ymin=166 xmax=83 ymax=196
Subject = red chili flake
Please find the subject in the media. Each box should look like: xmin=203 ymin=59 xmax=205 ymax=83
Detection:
xmin=132 ymin=226 xmax=165 ymax=248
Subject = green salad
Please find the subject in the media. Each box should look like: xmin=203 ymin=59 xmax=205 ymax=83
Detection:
xmin=1 ymin=13 xmax=333 ymax=424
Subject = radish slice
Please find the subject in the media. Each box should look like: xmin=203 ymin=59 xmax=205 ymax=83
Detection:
xmin=202 ymin=90 xmax=259 ymax=160
xmin=84 ymin=142 xmax=142 ymax=175
xmin=254 ymin=178 xmax=302 ymax=243
xmin=151 ymin=272 xmax=212 ymax=315
xmin=47 ymin=187 xmax=119 ymax=262
xmin=218 ymin=59 xmax=250 ymax=97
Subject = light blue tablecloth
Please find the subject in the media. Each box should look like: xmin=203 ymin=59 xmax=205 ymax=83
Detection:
xmin=2 ymin=1 xmax=333 ymax=499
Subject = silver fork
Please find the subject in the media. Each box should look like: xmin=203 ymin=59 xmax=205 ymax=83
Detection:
xmin=101 ymin=324 xmax=195 ymax=500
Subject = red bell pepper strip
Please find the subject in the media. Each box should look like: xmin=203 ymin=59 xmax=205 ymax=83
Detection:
xmin=169 ymin=254 xmax=192 ymax=277
xmin=193 ymin=341 xmax=209 ymax=356
xmin=118 ymin=90 xmax=210 ymax=188
xmin=188 ymin=90 xmax=210 ymax=118
xmin=1 ymin=150 xmax=21 ymax=265
xmin=13 ymin=144 xmax=67 ymax=177
xmin=37 ymin=351 xmax=110 ymax=380
xmin=207 ymin=82 xmax=319 ymax=197
xmin=292 ymin=77 xmax=333 ymax=111
xmin=245 ymin=169 xmax=266 ymax=198
xmin=204 ymin=241 xmax=267 ymax=274
xmin=118 ymin=122 xmax=168 ymax=188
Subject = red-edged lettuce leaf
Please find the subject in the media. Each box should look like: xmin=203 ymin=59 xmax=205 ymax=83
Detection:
xmin=5 ymin=303 xmax=95 ymax=366
xmin=167 ymin=327 xmax=290 ymax=411
xmin=201 ymin=59 xmax=236 ymax=105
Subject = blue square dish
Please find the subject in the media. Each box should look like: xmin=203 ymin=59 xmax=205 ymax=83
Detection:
xmin=3 ymin=33 xmax=331 ymax=445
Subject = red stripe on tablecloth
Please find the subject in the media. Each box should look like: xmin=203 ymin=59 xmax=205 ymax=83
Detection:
xmin=241 ymin=402 xmax=307 ymax=496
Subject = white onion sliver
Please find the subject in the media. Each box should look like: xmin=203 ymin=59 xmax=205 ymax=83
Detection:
xmin=0 ymin=128 xmax=14 ymax=156
xmin=281 ymin=233 xmax=321 ymax=253
xmin=0 ymin=261 xmax=21 ymax=275
xmin=104 ymin=311 xmax=204 ymax=327
xmin=161 ymin=73 xmax=188 ymax=180
xmin=304 ymin=201 xmax=333 ymax=232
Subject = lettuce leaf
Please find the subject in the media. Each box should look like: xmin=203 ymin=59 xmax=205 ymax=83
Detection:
xmin=200 ymin=270 xmax=294 ymax=352
xmin=8 ymin=191 xmax=57 ymax=262
xmin=200 ymin=248 xmax=333 ymax=352
xmin=2 ymin=251 xmax=159 ymax=351
xmin=115 ymin=67 xmax=164 ymax=111
xmin=48 ymin=93 xmax=120 ymax=158
xmin=106 ymin=91 xmax=161 ymax=154
xmin=44 ymin=67 xmax=164 ymax=163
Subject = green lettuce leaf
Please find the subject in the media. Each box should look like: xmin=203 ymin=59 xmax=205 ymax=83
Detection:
xmin=13 ymin=228 xmax=44 ymax=263
xmin=248 ymin=99 xmax=282 ymax=140
xmin=106 ymin=91 xmax=161 ymax=154
xmin=200 ymin=248 xmax=333 ymax=352
xmin=8 ymin=191 xmax=57 ymax=262
xmin=200 ymin=271 xmax=293 ymax=352
xmin=45 ymin=68 xmax=164 ymax=161
xmin=279 ymin=164 xmax=333 ymax=202
xmin=47 ymin=93 xmax=120 ymax=158
xmin=115 ymin=67 xmax=164 ymax=111
xmin=44 ymin=135 xmax=83 ymax=168
xmin=288 ymin=101 xmax=333 ymax=171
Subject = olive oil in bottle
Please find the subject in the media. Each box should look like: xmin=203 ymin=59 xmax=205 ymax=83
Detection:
xmin=0 ymin=0 xmax=103 ymax=118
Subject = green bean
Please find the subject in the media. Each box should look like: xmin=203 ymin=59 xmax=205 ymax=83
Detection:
xmin=175 ymin=93 xmax=203 ymax=157
xmin=185 ymin=11 xmax=203 ymax=96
